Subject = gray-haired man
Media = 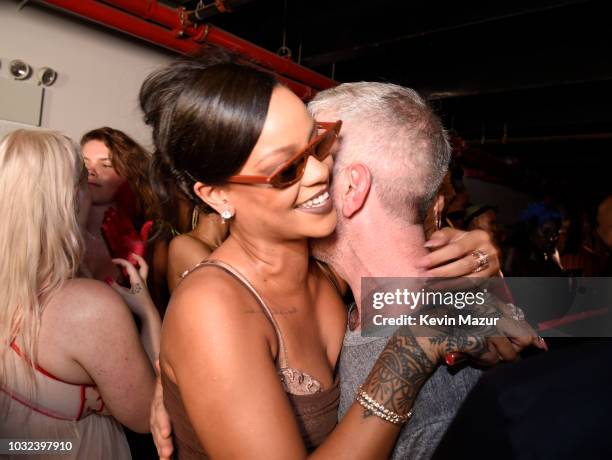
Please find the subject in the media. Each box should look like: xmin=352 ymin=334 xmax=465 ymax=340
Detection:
xmin=309 ymin=82 xmax=490 ymax=459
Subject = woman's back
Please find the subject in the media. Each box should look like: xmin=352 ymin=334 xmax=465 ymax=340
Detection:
xmin=2 ymin=339 xmax=130 ymax=460
xmin=1 ymin=278 xmax=156 ymax=459
xmin=0 ymin=130 xmax=159 ymax=459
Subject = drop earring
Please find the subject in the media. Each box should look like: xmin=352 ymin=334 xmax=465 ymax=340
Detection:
xmin=191 ymin=207 xmax=200 ymax=230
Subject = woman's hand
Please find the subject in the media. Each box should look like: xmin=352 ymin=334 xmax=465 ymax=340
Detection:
xmin=417 ymin=228 xmax=501 ymax=278
xmin=107 ymin=254 xmax=154 ymax=319
xmin=151 ymin=361 xmax=174 ymax=460
xmin=430 ymin=298 xmax=547 ymax=368
xmin=108 ymin=254 xmax=160 ymax=364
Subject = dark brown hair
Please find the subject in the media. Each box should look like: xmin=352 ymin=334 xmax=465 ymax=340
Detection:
xmin=139 ymin=50 xmax=277 ymax=221
xmin=80 ymin=127 xmax=158 ymax=222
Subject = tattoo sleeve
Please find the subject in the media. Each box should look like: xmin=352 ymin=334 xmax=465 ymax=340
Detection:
xmin=360 ymin=331 xmax=436 ymax=419
xmin=360 ymin=326 xmax=488 ymax=420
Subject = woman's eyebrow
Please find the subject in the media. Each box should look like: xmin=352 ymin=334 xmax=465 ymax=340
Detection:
xmin=255 ymin=145 xmax=295 ymax=169
xmin=83 ymin=156 xmax=112 ymax=161
xmin=254 ymin=122 xmax=317 ymax=169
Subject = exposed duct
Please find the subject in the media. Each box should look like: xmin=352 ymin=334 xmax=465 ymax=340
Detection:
xmin=38 ymin=0 xmax=336 ymax=99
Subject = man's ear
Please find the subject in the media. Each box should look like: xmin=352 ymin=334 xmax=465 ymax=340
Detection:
xmin=341 ymin=163 xmax=371 ymax=218
xmin=193 ymin=182 xmax=232 ymax=215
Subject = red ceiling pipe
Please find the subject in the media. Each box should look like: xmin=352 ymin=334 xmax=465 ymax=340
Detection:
xmin=42 ymin=0 xmax=197 ymax=53
xmin=100 ymin=0 xmax=336 ymax=90
xmin=39 ymin=0 xmax=315 ymax=99
xmin=99 ymin=0 xmax=180 ymax=28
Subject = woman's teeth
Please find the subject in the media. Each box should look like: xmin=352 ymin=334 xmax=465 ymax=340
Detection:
xmin=297 ymin=191 xmax=330 ymax=209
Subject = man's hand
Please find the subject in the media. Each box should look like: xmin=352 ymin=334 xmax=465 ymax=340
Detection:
xmin=151 ymin=361 xmax=174 ymax=460
xmin=417 ymin=228 xmax=501 ymax=278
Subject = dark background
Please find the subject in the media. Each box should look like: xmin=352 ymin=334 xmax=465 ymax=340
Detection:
xmin=167 ymin=0 xmax=612 ymax=208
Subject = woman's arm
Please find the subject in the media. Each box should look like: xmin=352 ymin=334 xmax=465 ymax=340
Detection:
xmin=66 ymin=279 xmax=157 ymax=433
xmin=108 ymin=254 xmax=161 ymax=364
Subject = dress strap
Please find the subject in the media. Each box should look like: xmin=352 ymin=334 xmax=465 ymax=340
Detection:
xmin=182 ymin=259 xmax=290 ymax=369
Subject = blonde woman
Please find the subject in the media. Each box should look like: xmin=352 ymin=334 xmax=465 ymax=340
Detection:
xmin=0 ymin=130 xmax=161 ymax=459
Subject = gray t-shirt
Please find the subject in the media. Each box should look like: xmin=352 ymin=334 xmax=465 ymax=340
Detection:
xmin=339 ymin=328 xmax=483 ymax=460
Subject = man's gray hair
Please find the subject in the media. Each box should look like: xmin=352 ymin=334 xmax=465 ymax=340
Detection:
xmin=309 ymin=82 xmax=451 ymax=223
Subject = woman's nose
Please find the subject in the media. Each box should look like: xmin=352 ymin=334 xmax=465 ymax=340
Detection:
xmin=87 ymin=167 xmax=96 ymax=177
xmin=301 ymin=155 xmax=331 ymax=186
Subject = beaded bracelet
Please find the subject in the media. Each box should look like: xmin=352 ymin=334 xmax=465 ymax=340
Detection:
xmin=355 ymin=386 xmax=413 ymax=426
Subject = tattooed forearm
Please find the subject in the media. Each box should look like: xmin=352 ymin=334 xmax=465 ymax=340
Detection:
xmin=360 ymin=328 xmax=489 ymax=420
xmin=428 ymin=335 xmax=487 ymax=359
xmin=358 ymin=290 xmax=510 ymax=420
xmin=130 ymin=283 xmax=143 ymax=295
xmin=360 ymin=332 xmax=436 ymax=419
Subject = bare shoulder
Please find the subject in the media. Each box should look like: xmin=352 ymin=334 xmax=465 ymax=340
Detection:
xmin=167 ymin=266 xmax=255 ymax=322
xmin=40 ymin=278 xmax=144 ymax=386
xmin=167 ymin=235 xmax=214 ymax=291
xmin=168 ymin=233 xmax=212 ymax=261
xmin=163 ymin=266 xmax=275 ymax=362
xmin=46 ymin=278 xmax=133 ymax=329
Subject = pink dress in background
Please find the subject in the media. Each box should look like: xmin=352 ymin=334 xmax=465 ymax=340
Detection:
xmin=1 ymin=343 xmax=131 ymax=460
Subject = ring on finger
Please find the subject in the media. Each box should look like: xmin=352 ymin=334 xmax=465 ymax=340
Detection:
xmin=472 ymin=249 xmax=490 ymax=273
xmin=507 ymin=302 xmax=526 ymax=321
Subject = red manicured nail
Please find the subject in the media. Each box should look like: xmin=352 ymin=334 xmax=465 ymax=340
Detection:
xmin=538 ymin=336 xmax=549 ymax=351
xmin=445 ymin=352 xmax=467 ymax=366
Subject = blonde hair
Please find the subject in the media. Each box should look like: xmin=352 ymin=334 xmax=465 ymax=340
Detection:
xmin=0 ymin=130 xmax=85 ymax=390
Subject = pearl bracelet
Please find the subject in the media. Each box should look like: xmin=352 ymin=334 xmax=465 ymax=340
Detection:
xmin=355 ymin=386 xmax=413 ymax=426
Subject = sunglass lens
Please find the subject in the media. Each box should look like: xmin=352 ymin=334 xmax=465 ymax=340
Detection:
xmin=271 ymin=155 xmax=307 ymax=187
xmin=314 ymin=130 xmax=336 ymax=160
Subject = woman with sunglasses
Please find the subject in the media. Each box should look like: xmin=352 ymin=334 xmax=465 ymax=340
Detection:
xmin=141 ymin=54 xmax=497 ymax=460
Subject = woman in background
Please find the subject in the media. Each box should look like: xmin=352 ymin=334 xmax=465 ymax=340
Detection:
xmin=81 ymin=127 xmax=168 ymax=309
xmin=0 ymin=130 xmax=160 ymax=459
xmin=166 ymin=204 xmax=228 ymax=292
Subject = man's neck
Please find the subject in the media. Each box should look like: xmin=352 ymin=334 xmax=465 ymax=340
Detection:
xmin=340 ymin=219 xmax=429 ymax=330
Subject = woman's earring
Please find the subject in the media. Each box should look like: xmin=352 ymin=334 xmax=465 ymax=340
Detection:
xmin=221 ymin=209 xmax=234 ymax=223
xmin=191 ymin=207 xmax=200 ymax=230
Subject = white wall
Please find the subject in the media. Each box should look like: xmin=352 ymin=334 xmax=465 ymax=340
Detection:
xmin=0 ymin=1 xmax=175 ymax=145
